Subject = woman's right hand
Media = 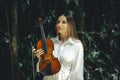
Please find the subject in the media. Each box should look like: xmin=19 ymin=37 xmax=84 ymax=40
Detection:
xmin=32 ymin=48 xmax=44 ymax=59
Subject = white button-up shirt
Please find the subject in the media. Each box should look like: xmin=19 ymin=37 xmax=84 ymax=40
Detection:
xmin=37 ymin=36 xmax=84 ymax=80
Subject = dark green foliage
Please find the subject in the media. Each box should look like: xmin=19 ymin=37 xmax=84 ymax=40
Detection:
xmin=83 ymin=14 xmax=120 ymax=79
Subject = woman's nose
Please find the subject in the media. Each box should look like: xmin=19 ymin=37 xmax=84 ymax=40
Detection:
xmin=58 ymin=22 xmax=62 ymax=27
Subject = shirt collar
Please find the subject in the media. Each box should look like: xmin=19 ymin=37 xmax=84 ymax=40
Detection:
xmin=54 ymin=36 xmax=75 ymax=45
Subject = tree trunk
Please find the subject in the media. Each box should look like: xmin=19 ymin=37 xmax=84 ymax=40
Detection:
xmin=7 ymin=0 xmax=20 ymax=80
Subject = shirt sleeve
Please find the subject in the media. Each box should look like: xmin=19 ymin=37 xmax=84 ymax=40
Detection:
xmin=67 ymin=43 xmax=84 ymax=80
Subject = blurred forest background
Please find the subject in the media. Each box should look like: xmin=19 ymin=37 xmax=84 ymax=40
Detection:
xmin=0 ymin=0 xmax=120 ymax=80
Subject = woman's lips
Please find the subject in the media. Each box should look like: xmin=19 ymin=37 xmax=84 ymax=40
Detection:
xmin=57 ymin=27 xmax=62 ymax=31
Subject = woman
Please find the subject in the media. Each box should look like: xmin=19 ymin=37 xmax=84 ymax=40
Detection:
xmin=33 ymin=13 xmax=84 ymax=80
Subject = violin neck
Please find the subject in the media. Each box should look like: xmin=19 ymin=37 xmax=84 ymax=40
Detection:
xmin=39 ymin=24 xmax=48 ymax=53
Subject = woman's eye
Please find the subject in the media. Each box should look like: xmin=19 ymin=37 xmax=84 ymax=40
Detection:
xmin=62 ymin=21 xmax=66 ymax=24
xmin=56 ymin=20 xmax=67 ymax=24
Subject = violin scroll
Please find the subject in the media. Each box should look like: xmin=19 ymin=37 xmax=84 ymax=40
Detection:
xmin=37 ymin=17 xmax=43 ymax=25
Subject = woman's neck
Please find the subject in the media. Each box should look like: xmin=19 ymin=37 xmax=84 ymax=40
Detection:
xmin=59 ymin=33 xmax=69 ymax=42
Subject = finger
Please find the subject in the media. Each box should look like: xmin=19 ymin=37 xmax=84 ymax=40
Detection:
xmin=33 ymin=49 xmax=40 ymax=54
xmin=36 ymin=49 xmax=44 ymax=55
xmin=32 ymin=48 xmax=36 ymax=53
xmin=37 ymin=50 xmax=43 ymax=54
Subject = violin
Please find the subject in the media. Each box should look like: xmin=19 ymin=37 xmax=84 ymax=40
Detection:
xmin=36 ymin=17 xmax=61 ymax=75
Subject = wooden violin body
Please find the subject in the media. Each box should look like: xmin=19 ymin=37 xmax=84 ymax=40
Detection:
xmin=35 ymin=17 xmax=61 ymax=75
xmin=36 ymin=38 xmax=61 ymax=75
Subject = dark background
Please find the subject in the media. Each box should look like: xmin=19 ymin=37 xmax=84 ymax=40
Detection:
xmin=0 ymin=0 xmax=120 ymax=80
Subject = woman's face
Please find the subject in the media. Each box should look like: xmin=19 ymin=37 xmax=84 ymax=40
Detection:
xmin=56 ymin=15 xmax=69 ymax=35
